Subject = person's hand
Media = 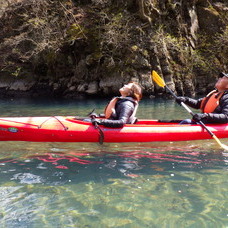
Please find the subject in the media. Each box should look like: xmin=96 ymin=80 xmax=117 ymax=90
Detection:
xmin=88 ymin=109 xmax=98 ymax=118
xmin=91 ymin=118 xmax=102 ymax=126
xmin=175 ymin=96 xmax=187 ymax=105
xmin=192 ymin=113 xmax=208 ymax=122
xmin=89 ymin=112 xmax=98 ymax=119
xmin=99 ymin=114 xmax=105 ymax=118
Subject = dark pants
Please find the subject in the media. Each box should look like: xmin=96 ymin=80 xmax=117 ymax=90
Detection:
xmin=179 ymin=119 xmax=195 ymax=124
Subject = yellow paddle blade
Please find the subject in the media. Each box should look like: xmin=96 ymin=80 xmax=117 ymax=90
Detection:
xmin=151 ymin=70 xmax=228 ymax=151
xmin=212 ymin=135 xmax=228 ymax=151
xmin=151 ymin=70 xmax=166 ymax=88
xmin=221 ymin=144 xmax=228 ymax=151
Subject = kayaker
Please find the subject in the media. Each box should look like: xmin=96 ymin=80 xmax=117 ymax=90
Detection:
xmin=176 ymin=72 xmax=228 ymax=124
xmin=91 ymin=82 xmax=142 ymax=128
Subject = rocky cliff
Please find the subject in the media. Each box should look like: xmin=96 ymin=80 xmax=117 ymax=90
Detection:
xmin=0 ymin=0 xmax=227 ymax=98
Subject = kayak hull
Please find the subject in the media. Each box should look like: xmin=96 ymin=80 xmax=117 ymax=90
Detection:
xmin=0 ymin=116 xmax=227 ymax=142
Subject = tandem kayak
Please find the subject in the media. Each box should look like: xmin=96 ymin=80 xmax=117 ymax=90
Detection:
xmin=0 ymin=116 xmax=227 ymax=143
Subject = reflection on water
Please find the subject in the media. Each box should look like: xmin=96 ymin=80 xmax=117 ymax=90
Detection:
xmin=0 ymin=147 xmax=227 ymax=185
xmin=0 ymin=98 xmax=227 ymax=227
xmin=0 ymin=142 xmax=227 ymax=227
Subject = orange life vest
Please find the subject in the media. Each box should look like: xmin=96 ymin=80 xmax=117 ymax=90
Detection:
xmin=104 ymin=97 xmax=138 ymax=124
xmin=200 ymin=90 xmax=224 ymax=113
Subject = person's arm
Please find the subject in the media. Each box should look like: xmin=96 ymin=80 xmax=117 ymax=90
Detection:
xmin=176 ymin=96 xmax=202 ymax=109
xmin=185 ymin=97 xmax=203 ymax=109
xmin=94 ymin=102 xmax=134 ymax=128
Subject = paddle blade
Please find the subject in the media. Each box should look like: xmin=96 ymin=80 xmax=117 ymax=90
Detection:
xmin=221 ymin=144 xmax=228 ymax=151
xmin=212 ymin=135 xmax=228 ymax=151
xmin=151 ymin=70 xmax=166 ymax=88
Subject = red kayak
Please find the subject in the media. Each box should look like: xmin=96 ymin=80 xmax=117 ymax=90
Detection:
xmin=0 ymin=116 xmax=227 ymax=143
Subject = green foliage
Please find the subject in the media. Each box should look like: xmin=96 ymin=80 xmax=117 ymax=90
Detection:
xmin=0 ymin=0 xmax=227 ymax=96
xmin=99 ymin=11 xmax=132 ymax=51
xmin=28 ymin=17 xmax=45 ymax=27
xmin=11 ymin=67 xmax=21 ymax=77
xmin=66 ymin=23 xmax=87 ymax=41
xmin=152 ymin=26 xmax=221 ymax=77
xmin=214 ymin=26 xmax=228 ymax=65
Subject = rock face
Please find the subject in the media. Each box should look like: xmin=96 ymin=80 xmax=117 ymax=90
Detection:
xmin=0 ymin=0 xmax=227 ymax=98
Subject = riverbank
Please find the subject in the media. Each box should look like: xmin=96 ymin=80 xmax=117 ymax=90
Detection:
xmin=0 ymin=0 xmax=227 ymax=98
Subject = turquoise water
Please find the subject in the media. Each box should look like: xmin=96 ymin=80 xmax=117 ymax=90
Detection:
xmin=0 ymin=97 xmax=227 ymax=227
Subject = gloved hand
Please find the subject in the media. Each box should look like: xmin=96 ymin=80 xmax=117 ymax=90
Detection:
xmin=175 ymin=96 xmax=187 ymax=105
xmin=192 ymin=113 xmax=208 ymax=122
xmin=99 ymin=114 xmax=105 ymax=118
xmin=89 ymin=112 xmax=98 ymax=119
xmin=91 ymin=118 xmax=102 ymax=126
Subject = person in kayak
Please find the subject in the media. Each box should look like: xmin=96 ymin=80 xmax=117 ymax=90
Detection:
xmin=91 ymin=82 xmax=142 ymax=128
xmin=176 ymin=72 xmax=228 ymax=124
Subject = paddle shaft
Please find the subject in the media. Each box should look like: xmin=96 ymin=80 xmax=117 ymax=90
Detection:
xmin=152 ymin=70 xmax=228 ymax=150
xmin=91 ymin=116 xmax=104 ymax=144
xmin=94 ymin=122 xmax=104 ymax=144
xmin=165 ymin=85 xmax=214 ymax=137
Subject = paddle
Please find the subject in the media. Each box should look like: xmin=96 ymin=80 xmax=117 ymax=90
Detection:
xmin=88 ymin=109 xmax=104 ymax=144
xmin=152 ymin=70 xmax=228 ymax=151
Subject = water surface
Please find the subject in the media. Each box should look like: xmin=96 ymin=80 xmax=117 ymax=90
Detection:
xmin=0 ymin=98 xmax=227 ymax=227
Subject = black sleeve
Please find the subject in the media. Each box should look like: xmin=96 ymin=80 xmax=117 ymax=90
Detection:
xmin=205 ymin=94 xmax=228 ymax=123
xmin=206 ymin=113 xmax=228 ymax=123
xmin=99 ymin=102 xmax=134 ymax=128
xmin=185 ymin=97 xmax=203 ymax=109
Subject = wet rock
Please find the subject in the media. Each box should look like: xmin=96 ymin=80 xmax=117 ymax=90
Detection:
xmin=86 ymin=81 xmax=99 ymax=94
xmin=0 ymin=0 xmax=227 ymax=98
xmin=9 ymin=80 xmax=34 ymax=91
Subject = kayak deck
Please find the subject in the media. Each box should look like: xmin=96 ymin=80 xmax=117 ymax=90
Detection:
xmin=0 ymin=116 xmax=227 ymax=142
